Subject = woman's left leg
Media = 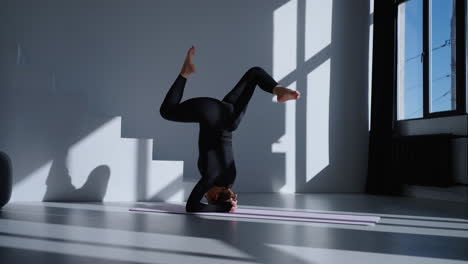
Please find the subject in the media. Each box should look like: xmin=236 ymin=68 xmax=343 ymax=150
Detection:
xmin=222 ymin=66 xmax=278 ymax=128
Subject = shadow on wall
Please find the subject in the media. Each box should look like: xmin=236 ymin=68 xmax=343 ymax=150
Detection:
xmin=1 ymin=0 xmax=371 ymax=201
xmin=0 ymin=0 xmax=289 ymax=201
xmin=293 ymin=0 xmax=371 ymax=193
xmin=43 ymin=152 xmax=110 ymax=202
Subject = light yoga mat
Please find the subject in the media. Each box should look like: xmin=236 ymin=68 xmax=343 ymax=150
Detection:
xmin=129 ymin=204 xmax=380 ymax=226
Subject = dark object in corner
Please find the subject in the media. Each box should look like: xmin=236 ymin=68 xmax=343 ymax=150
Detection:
xmin=0 ymin=151 xmax=12 ymax=208
xmin=392 ymin=134 xmax=455 ymax=187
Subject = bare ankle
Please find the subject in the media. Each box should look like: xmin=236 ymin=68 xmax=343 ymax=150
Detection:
xmin=273 ymin=85 xmax=282 ymax=95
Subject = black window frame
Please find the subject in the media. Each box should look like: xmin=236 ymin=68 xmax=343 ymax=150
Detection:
xmin=394 ymin=0 xmax=467 ymax=122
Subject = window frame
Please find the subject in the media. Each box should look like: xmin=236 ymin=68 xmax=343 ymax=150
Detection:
xmin=394 ymin=0 xmax=467 ymax=122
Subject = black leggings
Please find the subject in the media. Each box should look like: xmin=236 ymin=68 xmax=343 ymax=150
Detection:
xmin=160 ymin=66 xmax=278 ymax=212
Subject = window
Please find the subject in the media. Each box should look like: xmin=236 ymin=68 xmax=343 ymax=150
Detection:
xmin=396 ymin=0 xmax=467 ymax=120
xmin=397 ymin=0 xmax=424 ymax=119
xmin=431 ymin=0 xmax=456 ymax=112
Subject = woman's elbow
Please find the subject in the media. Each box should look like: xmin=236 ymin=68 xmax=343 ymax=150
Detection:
xmin=185 ymin=201 xmax=196 ymax=213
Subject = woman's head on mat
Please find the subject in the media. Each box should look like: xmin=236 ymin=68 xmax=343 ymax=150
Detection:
xmin=205 ymin=186 xmax=237 ymax=204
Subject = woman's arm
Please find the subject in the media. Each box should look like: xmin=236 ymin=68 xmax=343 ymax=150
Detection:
xmin=185 ymin=178 xmax=232 ymax=213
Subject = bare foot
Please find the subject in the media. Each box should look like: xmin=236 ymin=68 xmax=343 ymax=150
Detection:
xmin=273 ymin=86 xmax=301 ymax=102
xmin=180 ymin=46 xmax=196 ymax=78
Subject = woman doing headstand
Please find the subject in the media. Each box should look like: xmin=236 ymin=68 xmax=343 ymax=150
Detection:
xmin=160 ymin=46 xmax=300 ymax=213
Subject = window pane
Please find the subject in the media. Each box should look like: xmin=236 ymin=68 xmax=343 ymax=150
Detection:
xmin=430 ymin=0 xmax=457 ymax=112
xmin=397 ymin=0 xmax=424 ymax=120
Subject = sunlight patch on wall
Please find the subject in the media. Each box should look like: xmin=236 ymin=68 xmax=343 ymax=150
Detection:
xmin=273 ymin=0 xmax=297 ymax=81
xmin=306 ymin=59 xmax=330 ymax=181
xmin=11 ymin=116 xmax=186 ymax=202
xmin=305 ymin=0 xmax=332 ymax=61
xmin=10 ymin=161 xmax=52 ymax=201
xmin=272 ymin=0 xmax=298 ymax=193
xmin=68 ymin=117 xmax=186 ymax=202
xmin=368 ymin=0 xmax=374 ymax=131
xmin=147 ymin=161 xmax=185 ymax=202
xmin=272 ymin=82 xmax=296 ymax=193
xmin=67 ymin=117 xmax=138 ymax=201
xmin=168 ymin=188 xmax=185 ymax=201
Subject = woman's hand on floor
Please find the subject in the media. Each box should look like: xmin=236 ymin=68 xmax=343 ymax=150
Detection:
xmin=228 ymin=198 xmax=238 ymax=213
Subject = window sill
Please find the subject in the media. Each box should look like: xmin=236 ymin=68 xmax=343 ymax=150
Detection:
xmin=397 ymin=112 xmax=467 ymax=122
xmin=394 ymin=114 xmax=468 ymax=136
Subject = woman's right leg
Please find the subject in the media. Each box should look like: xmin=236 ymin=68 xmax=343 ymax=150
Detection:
xmin=160 ymin=45 xmax=202 ymax=122
xmin=160 ymin=74 xmax=227 ymax=128
xmin=159 ymin=74 xmax=197 ymax=122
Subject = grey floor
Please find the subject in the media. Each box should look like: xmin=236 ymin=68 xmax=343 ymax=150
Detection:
xmin=1 ymin=194 xmax=468 ymax=264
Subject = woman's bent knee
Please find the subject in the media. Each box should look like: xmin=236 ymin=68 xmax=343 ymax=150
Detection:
xmin=160 ymin=106 xmax=174 ymax=121
xmin=248 ymin=66 xmax=263 ymax=74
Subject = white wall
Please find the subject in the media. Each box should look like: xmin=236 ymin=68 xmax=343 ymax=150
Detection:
xmin=0 ymin=0 xmax=372 ymax=202
xmin=295 ymin=0 xmax=372 ymax=193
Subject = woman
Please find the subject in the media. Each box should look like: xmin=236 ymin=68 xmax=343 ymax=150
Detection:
xmin=160 ymin=46 xmax=300 ymax=213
